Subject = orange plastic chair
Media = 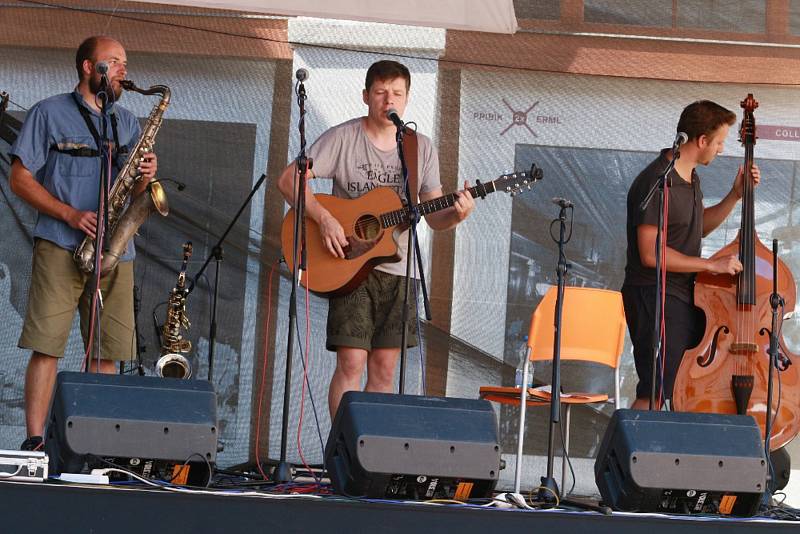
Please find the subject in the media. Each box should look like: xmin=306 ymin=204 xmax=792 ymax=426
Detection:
xmin=479 ymin=286 xmax=626 ymax=493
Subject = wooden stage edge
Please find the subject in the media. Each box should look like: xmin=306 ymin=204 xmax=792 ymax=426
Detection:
xmin=0 ymin=480 xmax=798 ymax=534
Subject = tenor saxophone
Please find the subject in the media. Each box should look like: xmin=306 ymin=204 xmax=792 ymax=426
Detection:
xmin=73 ymin=80 xmax=170 ymax=274
xmin=157 ymin=241 xmax=193 ymax=379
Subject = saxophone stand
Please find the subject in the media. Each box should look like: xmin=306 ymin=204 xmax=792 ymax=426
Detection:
xmin=639 ymin=140 xmax=682 ymax=410
xmin=85 ymin=71 xmax=113 ymax=373
xmin=392 ymin=115 xmax=431 ymax=395
xmin=274 ymin=69 xmax=312 ymax=483
xmin=187 ymin=173 xmax=268 ymax=383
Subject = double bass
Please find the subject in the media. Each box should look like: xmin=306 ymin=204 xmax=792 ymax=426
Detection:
xmin=673 ymin=94 xmax=800 ymax=451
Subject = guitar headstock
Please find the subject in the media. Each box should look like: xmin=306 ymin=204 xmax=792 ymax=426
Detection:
xmin=493 ymin=163 xmax=543 ymax=196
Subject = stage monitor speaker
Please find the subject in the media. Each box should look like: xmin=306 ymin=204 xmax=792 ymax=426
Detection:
xmin=594 ymin=409 xmax=767 ymax=517
xmin=45 ymin=371 xmax=218 ymax=483
xmin=771 ymin=446 xmax=791 ymax=492
xmin=324 ymin=391 xmax=501 ymax=500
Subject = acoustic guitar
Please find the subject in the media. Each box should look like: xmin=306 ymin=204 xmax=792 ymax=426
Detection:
xmin=281 ymin=165 xmax=542 ymax=296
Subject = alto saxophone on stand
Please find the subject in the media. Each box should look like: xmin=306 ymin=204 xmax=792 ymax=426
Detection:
xmin=73 ymin=80 xmax=171 ymax=274
xmin=157 ymin=242 xmax=193 ymax=379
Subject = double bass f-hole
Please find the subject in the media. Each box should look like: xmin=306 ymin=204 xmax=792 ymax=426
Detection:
xmin=758 ymin=327 xmax=792 ymax=372
xmin=696 ymin=325 xmax=730 ymax=368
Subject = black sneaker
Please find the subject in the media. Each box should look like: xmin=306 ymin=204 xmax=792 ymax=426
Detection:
xmin=20 ymin=436 xmax=43 ymax=451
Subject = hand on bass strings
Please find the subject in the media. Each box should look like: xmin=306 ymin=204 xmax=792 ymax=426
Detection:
xmin=732 ymin=163 xmax=760 ymax=199
xmin=705 ymin=254 xmax=743 ymax=275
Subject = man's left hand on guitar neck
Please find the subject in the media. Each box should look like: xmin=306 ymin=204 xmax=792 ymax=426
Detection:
xmin=423 ymin=180 xmax=475 ymax=231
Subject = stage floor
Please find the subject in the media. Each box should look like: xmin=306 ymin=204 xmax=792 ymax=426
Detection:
xmin=1 ymin=479 xmax=799 ymax=534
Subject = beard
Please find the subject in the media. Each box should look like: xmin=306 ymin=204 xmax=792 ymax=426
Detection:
xmin=89 ymin=74 xmax=123 ymax=102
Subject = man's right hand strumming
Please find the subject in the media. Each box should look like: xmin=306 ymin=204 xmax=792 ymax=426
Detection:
xmin=318 ymin=211 xmax=348 ymax=259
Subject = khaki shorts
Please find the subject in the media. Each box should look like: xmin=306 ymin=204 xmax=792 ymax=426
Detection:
xmin=18 ymin=239 xmax=136 ymax=361
xmin=326 ymin=270 xmax=419 ymax=352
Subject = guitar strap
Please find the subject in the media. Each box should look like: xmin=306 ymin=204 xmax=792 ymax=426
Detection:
xmin=402 ymin=129 xmax=419 ymax=205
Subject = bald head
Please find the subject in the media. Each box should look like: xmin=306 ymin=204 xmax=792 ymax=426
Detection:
xmin=75 ymin=36 xmax=123 ymax=81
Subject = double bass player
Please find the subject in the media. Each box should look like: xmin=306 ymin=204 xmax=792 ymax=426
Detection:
xmin=622 ymin=100 xmax=760 ymax=410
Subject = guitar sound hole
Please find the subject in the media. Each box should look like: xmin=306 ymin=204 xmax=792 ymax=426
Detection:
xmin=354 ymin=215 xmax=381 ymax=241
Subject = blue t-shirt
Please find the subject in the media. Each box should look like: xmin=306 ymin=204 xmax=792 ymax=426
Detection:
xmin=11 ymin=90 xmax=141 ymax=261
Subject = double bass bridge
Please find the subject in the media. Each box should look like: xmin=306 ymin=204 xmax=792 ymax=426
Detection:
xmin=730 ymin=342 xmax=758 ymax=355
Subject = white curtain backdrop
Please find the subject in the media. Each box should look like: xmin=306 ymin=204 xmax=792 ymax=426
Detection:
xmin=131 ymin=0 xmax=518 ymax=34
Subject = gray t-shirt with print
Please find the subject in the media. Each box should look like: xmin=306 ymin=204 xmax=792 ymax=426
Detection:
xmin=308 ymin=117 xmax=441 ymax=276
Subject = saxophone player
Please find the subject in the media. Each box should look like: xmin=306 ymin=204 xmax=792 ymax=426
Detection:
xmin=9 ymin=36 xmax=157 ymax=451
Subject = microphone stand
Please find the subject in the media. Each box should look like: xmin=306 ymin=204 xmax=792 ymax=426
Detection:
xmin=536 ymin=203 xmax=571 ymax=503
xmin=186 ymin=172 xmax=268 ymax=383
xmin=639 ymin=147 xmax=680 ymax=410
xmin=761 ymin=238 xmax=785 ymax=499
xmin=0 ymin=92 xmax=8 ymax=132
xmin=86 ymin=75 xmax=112 ymax=372
xmin=395 ymin=121 xmax=431 ymax=395
xmin=274 ymin=74 xmax=312 ymax=483
xmin=126 ymin=284 xmax=146 ymax=376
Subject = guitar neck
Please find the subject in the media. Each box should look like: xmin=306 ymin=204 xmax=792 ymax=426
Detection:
xmin=380 ymin=181 xmax=497 ymax=228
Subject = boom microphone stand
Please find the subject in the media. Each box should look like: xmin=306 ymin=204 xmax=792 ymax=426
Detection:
xmin=187 ymin=171 xmax=268 ymax=383
xmin=86 ymin=68 xmax=113 ymax=372
xmin=274 ymin=68 xmax=312 ymax=483
xmin=639 ymin=134 xmax=686 ymax=410
xmin=389 ymin=111 xmax=432 ymax=395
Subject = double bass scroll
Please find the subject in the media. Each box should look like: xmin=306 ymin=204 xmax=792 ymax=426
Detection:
xmin=672 ymin=94 xmax=800 ymax=451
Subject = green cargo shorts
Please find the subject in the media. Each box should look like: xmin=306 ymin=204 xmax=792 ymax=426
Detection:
xmin=18 ymin=239 xmax=136 ymax=361
xmin=326 ymin=270 xmax=419 ymax=352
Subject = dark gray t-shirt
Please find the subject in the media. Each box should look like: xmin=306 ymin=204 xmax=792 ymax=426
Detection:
xmin=308 ymin=117 xmax=441 ymax=276
xmin=623 ymin=149 xmax=704 ymax=304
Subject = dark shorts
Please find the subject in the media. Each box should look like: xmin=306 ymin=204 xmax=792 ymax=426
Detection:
xmin=326 ymin=270 xmax=419 ymax=352
xmin=621 ymin=284 xmax=704 ymax=401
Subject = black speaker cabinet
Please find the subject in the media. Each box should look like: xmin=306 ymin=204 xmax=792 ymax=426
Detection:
xmin=324 ymin=391 xmax=501 ymax=500
xmin=45 ymin=371 xmax=218 ymax=482
xmin=771 ymin=446 xmax=791 ymax=492
xmin=594 ymin=409 xmax=767 ymax=517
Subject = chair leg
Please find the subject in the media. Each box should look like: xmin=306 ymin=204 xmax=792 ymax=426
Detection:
xmin=514 ymin=349 xmax=532 ymax=494
xmin=561 ymin=403 xmax=571 ymax=493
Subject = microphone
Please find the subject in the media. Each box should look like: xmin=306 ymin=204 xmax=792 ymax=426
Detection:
xmin=295 ymin=68 xmax=309 ymax=82
xmin=552 ymin=197 xmax=574 ymax=209
xmin=95 ymin=61 xmax=109 ymax=75
xmin=386 ymin=108 xmax=404 ymax=129
xmin=672 ymin=131 xmax=688 ymax=151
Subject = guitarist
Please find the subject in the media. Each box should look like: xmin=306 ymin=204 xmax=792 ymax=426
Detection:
xmin=277 ymin=60 xmax=474 ymax=417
